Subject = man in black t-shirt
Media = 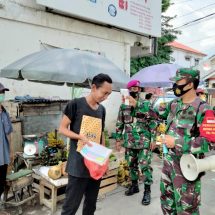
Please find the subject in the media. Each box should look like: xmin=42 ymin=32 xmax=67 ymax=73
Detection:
xmin=59 ymin=73 xmax=112 ymax=215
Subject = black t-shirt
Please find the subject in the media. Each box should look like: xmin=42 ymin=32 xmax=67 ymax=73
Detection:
xmin=63 ymin=97 xmax=106 ymax=178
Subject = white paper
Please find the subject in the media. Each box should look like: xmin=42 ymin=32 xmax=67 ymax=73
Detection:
xmin=34 ymin=166 xmax=68 ymax=186
xmin=80 ymin=141 xmax=112 ymax=165
xmin=120 ymin=89 xmax=129 ymax=105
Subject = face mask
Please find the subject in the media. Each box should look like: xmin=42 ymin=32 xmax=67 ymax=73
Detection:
xmin=129 ymin=91 xmax=138 ymax=99
xmin=0 ymin=94 xmax=5 ymax=102
xmin=172 ymin=82 xmax=192 ymax=97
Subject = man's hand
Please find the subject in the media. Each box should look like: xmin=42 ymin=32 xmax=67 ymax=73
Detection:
xmin=79 ymin=134 xmax=92 ymax=147
xmin=150 ymin=142 xmax=157 ymax=151
xmin=77 ymin=134 xmax=91 ymax=152
xmin=116 ymin=140 xmax=122 ymax=152
xmin=162 ymin=135 xmax=175 ymax=148
xmin=126 ymin=96 xmax=137 ymax=107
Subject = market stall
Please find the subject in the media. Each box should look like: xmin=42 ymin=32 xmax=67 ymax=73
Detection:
xmin=0 ymin=48 xmax=128 ymax=213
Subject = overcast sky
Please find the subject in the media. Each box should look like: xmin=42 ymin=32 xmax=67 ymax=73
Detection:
xmin=165 ymin=0 xmax=215 ymax=58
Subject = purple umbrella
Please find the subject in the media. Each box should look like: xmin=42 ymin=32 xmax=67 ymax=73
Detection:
xmin=131 ymin=63 xmax=181 ymax=87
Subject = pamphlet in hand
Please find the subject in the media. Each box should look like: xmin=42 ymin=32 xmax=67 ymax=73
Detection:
xmin=120 ymin=89 xmax=129 ymax=105
xmin=80 ymin=141 xmax=112 ymax=166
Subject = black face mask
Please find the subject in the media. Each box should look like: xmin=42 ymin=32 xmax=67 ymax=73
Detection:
xmin=129 ymin=91 xmax=138 ymax=99
xmin=172 ymin=82 xmax=192 ymax=97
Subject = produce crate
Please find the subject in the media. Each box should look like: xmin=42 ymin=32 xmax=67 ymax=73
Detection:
xmin=108 ymin=159 xmax=120 ymax=170
xmin=99 ymin=168 xmax=118 ymax=196
xmin=98 ymin=159 xmax=119 ymax=196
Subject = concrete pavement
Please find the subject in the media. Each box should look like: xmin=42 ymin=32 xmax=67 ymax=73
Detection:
xmin=3 ymin=154 xmax=215 ymax=215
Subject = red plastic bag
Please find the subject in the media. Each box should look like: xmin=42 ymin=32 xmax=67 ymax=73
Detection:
xmin=84 ymin=158 xmax=109 ymax=180
xmin=199 ymin=110 xmax=215 ymax=142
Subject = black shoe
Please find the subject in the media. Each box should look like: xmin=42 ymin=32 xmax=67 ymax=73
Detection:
xmin=125 ymin=184 xmax=139 ymax=196
xmin=142 ymin=185 xmax=151 ymax=205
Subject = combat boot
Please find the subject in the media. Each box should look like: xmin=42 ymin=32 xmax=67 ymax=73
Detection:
xmin=125 ymin=180 xmax=139 ymax=196
xmin=142 ymin=184 xmax=151 ymax=205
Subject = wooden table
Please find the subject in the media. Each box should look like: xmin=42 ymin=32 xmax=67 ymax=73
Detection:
xmin=33 ymin=167 xmax=68 ymax=214
xmin=34 ymin=159 xmax=119 ymax=213
xmin=16 ymin=152 xmax=41 ymax=170
xmin=39 ymin=177 xmax=67 ymax=214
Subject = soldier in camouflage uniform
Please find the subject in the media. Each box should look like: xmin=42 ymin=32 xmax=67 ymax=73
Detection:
xmin=115 ymin=80 xmax=158 ymax=205
xmin=157 ymin=68 xmax=214 ymax=214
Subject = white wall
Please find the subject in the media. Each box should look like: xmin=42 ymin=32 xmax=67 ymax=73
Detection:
xmin=170 ymin=48 xmax=204 ymax=68
xmin=0 ymin=18 xmax=127 ymax=99
xmin=0 ymin=0 xmax=151 ymax=132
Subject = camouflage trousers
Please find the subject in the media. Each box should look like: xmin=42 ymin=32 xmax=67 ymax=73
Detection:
xmin=160 ymin=154 xmax=201 ymax=215
xmin=125 ymin=148 xmax=153 ymax=185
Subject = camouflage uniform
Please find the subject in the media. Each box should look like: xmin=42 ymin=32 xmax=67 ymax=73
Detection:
xmin=116 ymin=98 xmax=158 ymax=185
xmin=159 ymin=69 xmax=214 ymax=215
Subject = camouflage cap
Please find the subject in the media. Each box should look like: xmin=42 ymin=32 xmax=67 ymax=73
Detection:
xmin=170 ymin=68 xmax=200 ymax=81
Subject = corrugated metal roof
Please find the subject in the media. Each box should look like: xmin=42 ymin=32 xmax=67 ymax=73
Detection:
xmin=15 ymin=99 xmax=69 ymax=104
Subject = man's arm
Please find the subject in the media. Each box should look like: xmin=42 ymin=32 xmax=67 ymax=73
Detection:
xmin=129 ymin=96 xmax=171 ymax=120
xmin=59 ymin=115 xmax=88 ymax=144
xmin=133 ymin=99 xmax=159 ymax=144
xmin=155 ymin=101 xmax=171 ymax=120
xmin=7 ymin=134 xmax=14 ymax=163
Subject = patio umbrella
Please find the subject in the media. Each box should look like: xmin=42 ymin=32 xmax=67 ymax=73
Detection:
xmin=131 ymin=63 xmax=181 ymax=88
xmin=0 ymin=49 xmax=129 ymax=91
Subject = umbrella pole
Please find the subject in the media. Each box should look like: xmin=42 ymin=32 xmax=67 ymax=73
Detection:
xmin=87 ymin=78 xmax=92 ymax=88
xmin=70 ymin=83 xmax=75 ymax=99
xmin=67 ymin=83 xmax=75 ymax=156
xmin=163 ymin=88 xmax=166 ymax=103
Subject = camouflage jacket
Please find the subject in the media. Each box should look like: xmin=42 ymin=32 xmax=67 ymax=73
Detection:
xmin=115 ymin=99 xmax=158 ymax=149
xmin=158 ymin=97 xmax=214 ymax=157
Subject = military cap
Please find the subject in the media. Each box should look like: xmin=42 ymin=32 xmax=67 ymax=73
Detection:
xmin=127 ymin=80 xmax=140 ymax=89
xmin=170 ymin=68 xmax=200 ymax=81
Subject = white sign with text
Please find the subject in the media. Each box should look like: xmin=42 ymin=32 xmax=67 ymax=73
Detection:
xmin=36 ymin=0 xmax=161 ymax=37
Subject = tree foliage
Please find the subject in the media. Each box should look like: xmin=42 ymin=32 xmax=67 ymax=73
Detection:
xmin=130 ymin=0 xmax=180 ymax=76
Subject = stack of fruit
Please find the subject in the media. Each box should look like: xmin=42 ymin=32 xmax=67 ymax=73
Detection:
xmin=48 ymin=161 xmax=68 ymax=180
xmin=40 ymin=130 xmax=67 ymax=166
xmin=47 ymin=130 xmax=64 ymax=148
xmin=117 ymin=160 xmax=130 ymax=187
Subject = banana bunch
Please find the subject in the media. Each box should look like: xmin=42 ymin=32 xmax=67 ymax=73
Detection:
xmin=47 ymin=131 xmax=64 ymax=148
xmin=118 ymin=164 xmax=125 ymax=183
xmin=157 ymin=123 xmax=166 ymax=134
xmin=117 ymin=160 xmax=130 ymax=186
